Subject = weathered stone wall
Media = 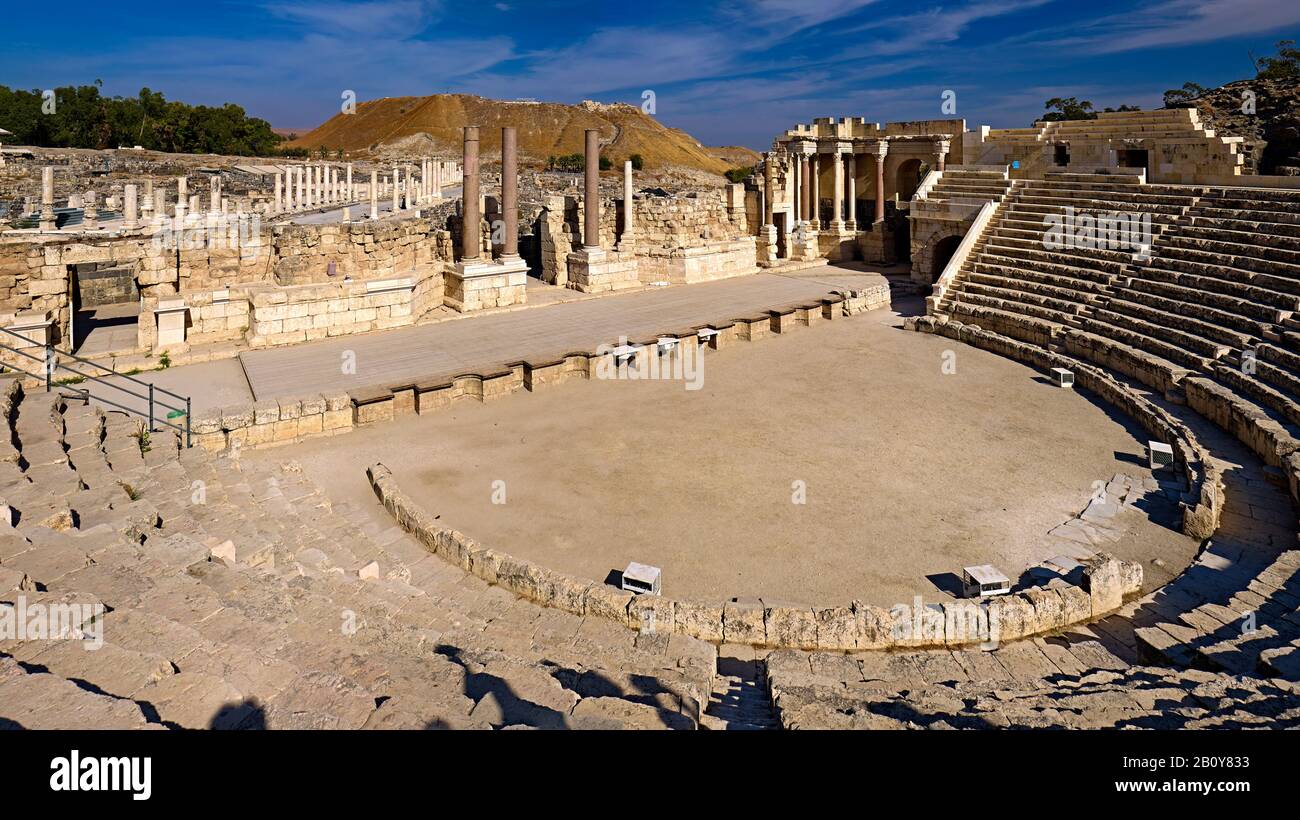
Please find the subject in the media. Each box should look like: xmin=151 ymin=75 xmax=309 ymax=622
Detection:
xmin=270 ymin=220 xmax=454 ymax=286
xmin=245 ymin=277 xmax=428 ymax=347
xmin=538 ymin=186 xmax=756 ymax=286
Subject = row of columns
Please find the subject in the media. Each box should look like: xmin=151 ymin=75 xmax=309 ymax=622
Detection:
xmin=775 ymin=138 xmax=948 ymax=232
xmin=274 ymin=163 xmax=360 ymax=214
xmin=269 ymin=159 xmax=460 ymax=219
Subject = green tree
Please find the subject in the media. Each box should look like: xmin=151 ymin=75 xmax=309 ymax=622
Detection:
xmin=724 ymin=166 xmax=754 ymax=184
xmin=629 ymin=153 xmax=644 ymax=171
xmin=0 ymin=83 xmax=287 ymax=156
xmin=1163 ymin=82 xmax=1207 ymax=108
xmin=1040 ymin=97 xmax=1096 ymax=122
xmin=1257 ymin=39 xmax=1300 ymax=80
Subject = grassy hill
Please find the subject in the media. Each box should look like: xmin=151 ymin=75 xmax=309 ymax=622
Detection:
xmin=289 ymin=94 xmax=735 ymax=174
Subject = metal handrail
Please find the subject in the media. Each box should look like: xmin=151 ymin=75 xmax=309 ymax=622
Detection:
xmin=0 ymin=326 xmax=192 ymax=447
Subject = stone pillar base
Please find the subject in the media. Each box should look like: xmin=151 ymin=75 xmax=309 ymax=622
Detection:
xmin=447 ymin=258 xmax=528 ymax=312
xmin=566 ymin=248 xmax=639 ymax=293
xmin=791 ymin=228 xmax=820 ymax=262
xmin=755 ymin=225 xmax=779 ymax=265
xmin=154 ymin=298 xmax=189 ymax=350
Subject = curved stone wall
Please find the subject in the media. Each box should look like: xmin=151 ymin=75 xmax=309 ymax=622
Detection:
xmin=367 ymin=462 xmax=1143 ymax=651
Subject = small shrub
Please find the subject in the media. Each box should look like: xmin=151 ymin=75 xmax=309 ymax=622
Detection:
xmin=724 ymin=166 xmax=754 ymax=184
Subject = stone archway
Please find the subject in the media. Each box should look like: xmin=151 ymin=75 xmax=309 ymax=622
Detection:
xmin=931 ymin=234 xmax=963 ymax=282
xmin=894 ymin=158 xmax=924 ymax=201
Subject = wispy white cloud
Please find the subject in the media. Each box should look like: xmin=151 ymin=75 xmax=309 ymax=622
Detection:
xmin=742 ymin=0 xmax=882 ymax=32
xmin=843 ymin=0 xmax=1055 ymax=55
xmin=264 ymin=0 xmax=442 ymax=35
xmin=1039 ymin=0 xmax=1300 ymax=53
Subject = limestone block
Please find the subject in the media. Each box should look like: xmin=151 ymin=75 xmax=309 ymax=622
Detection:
xmin=1019 ymin=587 xmax=1066 ymax=634
xmin=1053 ymin=582 xmax=1093 ymax=625
xmin=764 ymin=605 xmax=819 ymax=649
xmin=1082 ymin=554 xmax=1124 ymax=615
xmin=252 ymin=400 xmax=279 ymax=426
xmin=672 ymin=600 xmax=724 ymax=642
xmin=353 ymin=396 xmax=394 ymax=425
xmin=854 ymin=603 xmax=894 ymax=650
xmin=220 ymin=403 xmax=254 ymax=431
xmin=813 ymin=606 xmax=858 ymax=650
xmin=986 ymin=594 xmax=1035 ymax=642
xmin=586 ymin=584 xmax=634 ymax=622
xmin=628 ymin=593 xmax=675 ymax=634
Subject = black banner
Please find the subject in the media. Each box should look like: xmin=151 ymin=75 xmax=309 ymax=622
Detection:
xmin=0 ymin=729 xmax=1288 ymax=808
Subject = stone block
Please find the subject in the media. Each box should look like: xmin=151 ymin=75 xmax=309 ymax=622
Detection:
xmin=764 ymin=605 xmax=818 ymax=649
xmin=672 ymin=600 xmax=724 ymax=642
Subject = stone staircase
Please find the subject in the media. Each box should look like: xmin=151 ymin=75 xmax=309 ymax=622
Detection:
xmin=0 ymin=381 xmax=715 ymax=729
xmin=701 ymin=654 xmax=779 ymax=731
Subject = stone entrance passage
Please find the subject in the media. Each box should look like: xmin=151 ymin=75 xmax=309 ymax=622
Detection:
xmin=70 ymin=262 xmax=140 ymax=355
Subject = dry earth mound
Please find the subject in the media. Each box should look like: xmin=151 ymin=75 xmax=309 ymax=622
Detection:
xmin=290 ymin=94 xmax=733 ymax=174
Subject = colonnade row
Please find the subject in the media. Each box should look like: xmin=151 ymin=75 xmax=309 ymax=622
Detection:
xmin=763 ymin=138 xmax=950 ymax=232
xmin=28 ymin=158 xmax=463 ymax=233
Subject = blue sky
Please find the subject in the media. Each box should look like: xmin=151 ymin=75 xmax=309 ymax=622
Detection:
xmin=2 ymin=0 xmax=1297 ymax=149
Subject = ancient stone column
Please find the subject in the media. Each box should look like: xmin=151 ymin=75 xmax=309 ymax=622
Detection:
xmin=847 ymin=154 xmax=857 ymax=229
xmin=762 ymin=157 xmax=774 ymax=227
xmin=346 ymin=164 xmax=353 ymax=201
xmin=274 ymin=172 xmax=283 ymax=212
xmin=142 ymin=179 xmax=154 ymax=214
xmin=296 ymin=166 xmax=305 ymax=209
xmin=392 ymin=167 xmax=401 ymax=213
xmin=501 ymin=126 xmax=519 ymax=259
xmin=153 ymin=189 xmax=166 ymax=219
xmin=622 ymin=159 xmax=634 ymax=244
xmin=177 ymin=175 xmax=188 ymax=219
xmin=370 ymin=170 xmax=379 ymax=220
xmin=831 ymin=150 xmax=845 ymax=230
xmin=83 ymin=192 xmax=98 ymax=230
xmin=873 ymin=145 xmax=887 ymax=223
xmin=583 ymin=128 xmax=600 ymax=250
xmin=124 ymin=184 xmax=139 ymax=230
xmin=799 ymin=155 xmax=810 ymax=224
xmin=811 ymin=154 xmax=821 ymax=228
xmin=210 ymin=176 xmax=221 ymax=214
xmin=935 ymin=139 xmax=949 ymax=173
xmin=461 ymin=126 xmax=481 ymax=260
xmin=39 ymin=167 xmax=56 ymax=232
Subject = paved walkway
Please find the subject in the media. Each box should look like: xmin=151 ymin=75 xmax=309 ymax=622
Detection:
xmin=67 ymin=265 xmax=888 ymax=419
xmin=237 ymin=268 xmax=887 ymax=401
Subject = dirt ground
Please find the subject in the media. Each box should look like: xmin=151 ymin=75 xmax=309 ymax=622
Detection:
xmin=250 ymin=296 xmax=1198 ymax=608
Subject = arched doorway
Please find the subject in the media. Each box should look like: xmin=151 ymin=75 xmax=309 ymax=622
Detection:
xmin=931 ymin=234 xmax=963 ymax=282
xmin=895 ymin=158 xmax=924 ymax=201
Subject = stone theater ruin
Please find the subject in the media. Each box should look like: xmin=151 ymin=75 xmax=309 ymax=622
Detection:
xmin=1 ymin=58 xmax=1300 ymax=733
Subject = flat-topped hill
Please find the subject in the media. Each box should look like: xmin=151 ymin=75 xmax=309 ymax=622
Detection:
xmin=289 ymin=94 xmax=735 ymax=174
